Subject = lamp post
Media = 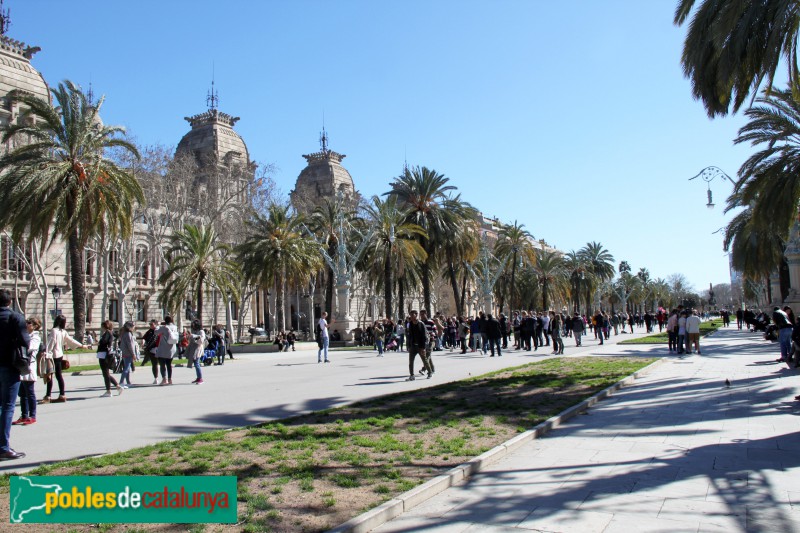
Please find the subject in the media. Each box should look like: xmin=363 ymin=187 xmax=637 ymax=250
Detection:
xmin=51 ymin=286 xmax=61 ymax=319
xmin=689 ymin=166 xmax=736 ymax=209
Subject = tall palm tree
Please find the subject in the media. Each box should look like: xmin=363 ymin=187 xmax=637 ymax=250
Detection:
xmin=578 ymin=241 xmax=615 ymax=313
xmin=675 ymin=0 xmax=800 ymax=117
xmin=0 ymin=80 xmax=143 ymax=338
xmin=730 ymin=88 xmax=800 ymax=239
xmin=387 ymin=166 xmax=473 ymax=314
xmin=563 ymin=251 xmax=587 ymax=313
xmin=533 ymin=249 xmax=566 ymax=311
xmin=362 ymin=195 xmax=427 ymax=319
xmin=442 ymin=223 xmax=479 ymax=316
xmin=158 ymin=224 xmax=239 ymax=324
xmin=237 ymin=205 xmax=321 ymax=332
xmin=495 ymin=221 xmax=533 ymax=313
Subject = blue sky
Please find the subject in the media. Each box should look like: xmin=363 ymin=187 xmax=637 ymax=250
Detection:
xmin=12 ymin=0 xmax=754 ymax=293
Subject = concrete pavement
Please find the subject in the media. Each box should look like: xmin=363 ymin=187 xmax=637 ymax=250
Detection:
xmin=0 ymin=328 xmax=652 ymax=473
xmin=370 ymin=326 xmax=800 ymax=533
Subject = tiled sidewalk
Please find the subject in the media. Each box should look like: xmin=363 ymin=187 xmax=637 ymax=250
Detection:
xmin=372 ymin=327 xmax=800 ymax=533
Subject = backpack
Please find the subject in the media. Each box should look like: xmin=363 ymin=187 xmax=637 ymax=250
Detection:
xmin=179 ymin=331 xmax=190 ymax=348
xmin=166 ymin=326 xmax=179 ymax=345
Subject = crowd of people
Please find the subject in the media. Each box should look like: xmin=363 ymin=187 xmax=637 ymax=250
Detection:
xmin=0 ymin=288 xmax=237 ymax=461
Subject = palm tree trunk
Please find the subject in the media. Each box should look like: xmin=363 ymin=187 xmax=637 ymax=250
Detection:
xmin=459 ymin=269 xmax=468 ymax=316
xmin=446 ymin=254 xmax=461 ymax=317
xmin=280 ymin=276 xmax=287 ymax=331
xmin=542 ymin=279 xmax=548 ymax=310
xmin=197 ymin=271 xmax=205 ymax=324
xmin=510 ymin=252 xmax=517 ymax=313
xmin=384 ymin=251 xmax=393 ymax=320
xmin=422 ymin=258 xmax=431 ymax=315
xmin=398 ymin=282 xmax=405 ymax=321
xmin=68 ymin=230 xmax=86 ymax=339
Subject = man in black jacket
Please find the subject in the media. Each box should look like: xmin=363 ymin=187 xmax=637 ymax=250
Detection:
xmin=486 ymin=314 xmax=503 ymax=357
xmin=0 ymin=289 xmax=28 ymax=460
xmin=406 ymin=310 xmax=433 ymax=381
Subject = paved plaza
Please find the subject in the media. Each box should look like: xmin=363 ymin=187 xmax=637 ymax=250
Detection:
xmin=372 ymin=327 xmax=800 ymax=533
xmin=0 ymin=330 xmax=650 ymax=474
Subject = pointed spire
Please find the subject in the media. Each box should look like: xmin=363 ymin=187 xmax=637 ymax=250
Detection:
xmin=86 ymin=79 xmax=95 ymax=107
xmin=206 ymin=63 xmax=219 ymax=111
xmin=320 ymin=113 xmax=329 ymax=152
xmin=0 ymin=0 xmax=11 ymax=36
xmin=403 ymin=146 xmax=408 ymax=174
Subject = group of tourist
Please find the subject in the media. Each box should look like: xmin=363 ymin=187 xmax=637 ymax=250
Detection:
xmin=0 ymin=288 xmax=239 ymax=461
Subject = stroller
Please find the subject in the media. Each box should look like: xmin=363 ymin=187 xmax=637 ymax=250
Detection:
xmin=764 ymin=324 xmax=779 ymax=342
xmin=199 ymin=346 xmax=216 ymax=366
xmin=385 ymin=332 xmax=399 ymax=352
xmin=107 ymin=346 xmax=124 ymax=373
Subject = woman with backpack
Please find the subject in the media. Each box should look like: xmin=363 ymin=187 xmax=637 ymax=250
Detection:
xmin=185 ymin=319 xmax=206 ymax=385
xmin=97 ymin=320 xmax=122 ymax=397
xmin=155 ymin=316 xmax=179 ymax=385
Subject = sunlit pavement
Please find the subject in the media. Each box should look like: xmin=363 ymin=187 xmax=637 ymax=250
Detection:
xmin=0 ymin=328 xmax=655 ymax=473
xmin=372 ymin=326 xmax=800 ymax=533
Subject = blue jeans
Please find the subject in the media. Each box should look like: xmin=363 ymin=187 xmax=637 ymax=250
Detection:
xmin=779 ymin=327 xmax=793 ymax=360
xmin=120 ymin=357 xmax=133 ymax=385
xmin=318 ymin=337 xmax=329 ymax=362
xmin=193 ymin=358 xmax=203 ymax=379
xmin=488 ymin=337 xmax=502 ymax=356
xmin=0 ymin=367 xmax=21 ymax=452
xmin=376 ymin=339 xmax=384 ymax=355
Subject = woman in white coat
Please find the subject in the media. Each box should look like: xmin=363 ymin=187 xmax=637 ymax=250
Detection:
xmin=43 ymin=314 xmax=89 ymax=403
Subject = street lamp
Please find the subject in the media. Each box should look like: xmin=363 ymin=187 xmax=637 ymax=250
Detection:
xmin=689 ymin=166 xmax=736 ymax=209
xmin=51 ymin=286 xmax=61 ymax=318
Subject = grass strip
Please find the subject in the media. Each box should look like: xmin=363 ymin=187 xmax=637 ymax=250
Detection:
xmin=619 ymin=320 xmax=721 ymax=344
xmin=0 ymin=356 xmax=654 ymax=533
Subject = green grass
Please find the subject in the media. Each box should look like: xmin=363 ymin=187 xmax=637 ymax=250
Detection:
xmin=9 ymin=356 xmax=655 ymax=533
xmin=619 ymin=320 xmax=721 ymax=344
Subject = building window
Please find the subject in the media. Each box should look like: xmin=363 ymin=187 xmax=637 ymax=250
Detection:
xmin=109 ymin=299 xmax=119 ymax=323
xmin=136 ymin=248 xmax=149 ymax=280
xmin=86 ymin=299 xmax=93 ymax=323
xmin=86 ymin=251 xmax=95 ymax=277
xmin=231 ymin=300 xmax=239 ymax=321
xmin=136 ymin=300 xmax=146 ymax=322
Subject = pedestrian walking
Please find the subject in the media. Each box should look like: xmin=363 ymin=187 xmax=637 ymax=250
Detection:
xmin=0 ymin=289 xmax=28 ymax=460
xmin=686 ymin=310 xmax=702 ymax=355
xmin=373 ymin=320 xmax=385 ymax=356
xmin=774 ymin=306 xmax=794 ymax=363
xmin=186 ymin=319 xmax=206 ymax=384
xmin=549 ymin=311 xmax=564 ymax=355
xmin=406 ymin=310 xmax=433 ymax=381
xmin=97 ymin=320 xmax=122 ymax=397
xmin=141 ymin=320 xmax=160 ymax=384
xmin=119 ymin=321 xmax=138 ymax=388
xmin=43 ymin=314 xmax=88 ymax=403
xmin=486 ymin=313 xmax=502 ymax=357
xmin=317 ymin=312 xmax=332 ymax=363
xmin=155 ymin=316 xmax=179 ymax=385
xmin=14 ymin=316 xmax=40 ymax=427
xmin=571 ymin=313 xmax=585 ymax=346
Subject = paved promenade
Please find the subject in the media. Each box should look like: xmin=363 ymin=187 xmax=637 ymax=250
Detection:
xmin=372 ymin=327 xmax=800 ymax=533
xmin=0 ymin=329 xmax=651 ymax=473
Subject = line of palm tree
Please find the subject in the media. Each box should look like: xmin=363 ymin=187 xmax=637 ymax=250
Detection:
xmin=362 ymin=195 xmax=427 ymax=320
xmin=158 ymin=224 xmax=239 ymax=324
xmin=675 ymin=0 xmax=800 ymax=117
xmin=0 ymin=80 xmax=143 ymax=338
xmin=236 ymin=205 xmax=321 ymax=332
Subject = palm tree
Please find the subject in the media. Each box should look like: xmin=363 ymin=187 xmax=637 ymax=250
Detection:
xmin=362 ymin=195 xmax=427 ymax=319
xmin=578 ymin=241 xmax=615 ymax=313
xmin=387 ymin=166 xmax=473 ymax=314
xmin=495 ymin=221 xmax=533 ymax=313
xmin=158 ymin=224 xmax=239 ymax=324
xmin=0 ymin=80 xmax=143 ymax=338
xmin=441 ymin=202 xmax=479 ymax=315
xmin=563 ymin=251 xmax=587 ymax=313
xmin=675 ymin=0 xmax=800 ymax=116
xmin=237 ymin=205 xmax=321 ymax=332
xmin=532 ymin=249 xmax=566 ymax=310
xmin=730 ymin=88 xmax=800 ymax=239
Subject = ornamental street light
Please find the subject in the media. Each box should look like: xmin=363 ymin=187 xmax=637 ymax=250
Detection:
xmin=51 ymin=285 xmax=61 ymax=318
xmin=688 ymin=166 xmax=736 ymax=209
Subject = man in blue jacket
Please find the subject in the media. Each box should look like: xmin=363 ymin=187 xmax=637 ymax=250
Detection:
xmin=0 ymin=289 xmax=28 ymax=460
